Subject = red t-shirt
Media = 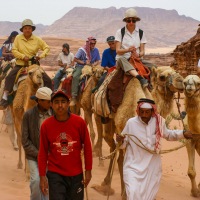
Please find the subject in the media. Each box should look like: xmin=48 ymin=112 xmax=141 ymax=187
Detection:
xmin=38 ymin=114 xmax=92 ymax=176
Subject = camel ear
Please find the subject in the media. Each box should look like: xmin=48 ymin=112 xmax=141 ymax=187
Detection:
xmin=151 ymin=66 xmax=157 ymax=76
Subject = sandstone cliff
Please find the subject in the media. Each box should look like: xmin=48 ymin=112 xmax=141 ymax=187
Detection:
xmin=171 ymin=25 xmax=200 ymax=76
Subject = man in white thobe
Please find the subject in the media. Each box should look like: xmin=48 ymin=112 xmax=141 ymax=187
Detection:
xmin=116 ymin=98 xmax=193 ymax=200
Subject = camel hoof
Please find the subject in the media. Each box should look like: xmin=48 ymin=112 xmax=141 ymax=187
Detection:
xmin=17 ymin=163 xmax=23 ymax=169
xmin=98 ymin=160 xmax=104 ymax=167
xmin=13 ymin=147 xmax=19 ymax=151
xmin=91 ymin=184 xmax=115 ymax=196
xmin=191 ymin=188 xmax=200 ymax=197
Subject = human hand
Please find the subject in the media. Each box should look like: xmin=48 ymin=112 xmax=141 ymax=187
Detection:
xmin=115 ymin=133 xmax=125 ymax=143
xmin=35 ymin=56 xmax=40 ymax=61
xmin=183 ymin=130 xmax=193 ymax=139
xmin=82 ymin=170 xmax=92 ymax=187
xmin=128 ymin=46 xmax=136 ymax=53
xmin=40 ymin=176 xmax=49 ymax=195
xmin=86 ymin=60 xmax=90 ymax=65
xmin=23 ymin=56 xmax=29 ymax=62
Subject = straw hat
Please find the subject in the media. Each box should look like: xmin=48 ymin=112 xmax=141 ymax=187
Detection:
xmin=20 ymin=19 xmax=36 ymax=32
xmin=123 ymin=8 xmax=141 ymax=22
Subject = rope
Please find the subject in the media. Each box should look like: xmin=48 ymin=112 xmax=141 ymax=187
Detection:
xmin=125 ymin=133 xmax=189 ymax=154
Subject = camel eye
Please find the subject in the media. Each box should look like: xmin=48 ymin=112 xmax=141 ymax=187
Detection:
xmin=159 ymin=75 xmax=166 ymax=81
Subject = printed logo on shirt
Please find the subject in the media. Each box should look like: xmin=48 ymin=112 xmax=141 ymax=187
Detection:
xmin=53 ymin=132 xmax=77 ymax=155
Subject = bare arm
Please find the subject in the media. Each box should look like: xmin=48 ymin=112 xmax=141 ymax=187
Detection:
xmin=139 ymin=43 xmax=145 ymax=58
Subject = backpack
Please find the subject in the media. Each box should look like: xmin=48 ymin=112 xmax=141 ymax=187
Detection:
xmin=121 ymin=27 xmax=143 ymax=42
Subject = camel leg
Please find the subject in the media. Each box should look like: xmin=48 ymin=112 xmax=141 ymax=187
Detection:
xmin=117 ymin=149 xmax=126 ymax=199
xmin=84 ymin=110 xmax=95 ymax=146
xmin=7 ymin=124 xmax=18 ymax=151
xmin=186 ymin=139 xmax=200 ymax=197
xmin=93 ymin=114 xmax=103 ymax=161
xmin=101 ymin=121 xmax=116 ymax=186
xmin=13 ymin=112 xmax=23 ymax=169
xmin=195 ymin=138 xmax=200 ymax=191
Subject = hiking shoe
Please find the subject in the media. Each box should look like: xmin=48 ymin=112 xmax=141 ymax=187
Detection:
xmin=69 ymin=97 xmax=77 ymax=106
xmin=0 ymin=99 xmax=9 ymax=110
xmin=140 ymin=78 xmax=148 ymax=89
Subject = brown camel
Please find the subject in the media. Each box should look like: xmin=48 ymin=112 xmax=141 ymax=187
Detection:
xmin=70 ymin=65 xmax=105 ymax=149
xmin=151 ymin=66 xmax=184 ymax=118
xmin=183 ymin=75 xmax=200 ymax=197
xmin=0 ymin=65 xmax=18 ymax=151
xmin=93 ymin=66 xmax=185 ymax=198
xmin=12 ymin=64 xmax=44 ymax=169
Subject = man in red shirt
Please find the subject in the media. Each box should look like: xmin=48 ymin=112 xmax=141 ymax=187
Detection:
xmin=38 ymin=89 xmax=92 ymax=200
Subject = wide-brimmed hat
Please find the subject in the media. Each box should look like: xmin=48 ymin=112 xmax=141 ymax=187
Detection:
xmin=31 ymin=87 xmax=52 ymax=101
xmin=51 ymin=89 xmax=70 ymax=102
xmin=20 ymin=19 xmax=36 ymax=32
xmin=123 ymin=8 xmax=141 ymax=22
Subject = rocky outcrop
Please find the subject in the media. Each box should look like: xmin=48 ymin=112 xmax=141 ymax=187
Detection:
xmin=171 ymin=25 xmax=200 ymax=76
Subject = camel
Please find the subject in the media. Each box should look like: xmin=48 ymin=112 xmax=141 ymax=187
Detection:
xmin=93 ymin=66 xmax=185 ymax=198
xmin=69 ymin=65 xmax=105 ymax=150
xmin=12 ymin=64 xmax=44 ymax=169
xmin=151 ymin=66 xmax=184 ymax=118
xmin=182 ymin=75 xmax=200 ymax=197
xmin=0 ymin=61 xmax=18 ymax=151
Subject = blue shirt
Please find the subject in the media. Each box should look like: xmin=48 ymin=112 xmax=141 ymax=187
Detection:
xmin=75 ymin=47 xmax=101 ymax=66
xmin=101 ymin=48 xmax=116 ymax=68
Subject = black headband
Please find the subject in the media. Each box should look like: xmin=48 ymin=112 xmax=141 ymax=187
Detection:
xmin=137 ymin=98 xmax=155 ymax=105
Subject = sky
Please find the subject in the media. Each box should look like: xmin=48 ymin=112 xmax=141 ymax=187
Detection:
xmin=0 ymin=0 xmax=200 ymax=25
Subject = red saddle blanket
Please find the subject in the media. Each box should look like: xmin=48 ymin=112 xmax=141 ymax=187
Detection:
xmin=61 ymin=76 xmax=72 ymax=99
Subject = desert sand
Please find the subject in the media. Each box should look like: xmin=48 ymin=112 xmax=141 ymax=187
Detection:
xmin=0 ymin=104 xmax=200 ymax=200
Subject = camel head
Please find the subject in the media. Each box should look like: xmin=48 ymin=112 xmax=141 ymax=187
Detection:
xmin=80 ymin=65 xmax=93 ymax=80
xmin=27 ymin=64 xmax=44 ymax=87
xmin=151 ymin=66 xmax=184 ymax=93
xmin=92 ymin=65 xmax=105 ymax=80
xmin=183 ymin=75 xmax=200 ymax=97
xmin=65 ymin=68 xmax=73 ymax=78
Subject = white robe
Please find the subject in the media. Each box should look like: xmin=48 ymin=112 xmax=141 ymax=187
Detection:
xmin=120 ymin=116 xmax=184 ymax=200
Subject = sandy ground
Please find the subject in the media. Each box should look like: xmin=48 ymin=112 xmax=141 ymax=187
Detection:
xmin=0 ymin=70 xmax=199 ymax=199
xmin=0 ymin=107 xmax=200 ymax=200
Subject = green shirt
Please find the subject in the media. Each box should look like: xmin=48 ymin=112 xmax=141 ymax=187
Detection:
xmin=12 ymin=34 xmax=50 ymax=66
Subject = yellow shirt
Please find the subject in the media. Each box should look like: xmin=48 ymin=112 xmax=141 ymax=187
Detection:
xmin=12 ymin=34 xmax=50 ymax=66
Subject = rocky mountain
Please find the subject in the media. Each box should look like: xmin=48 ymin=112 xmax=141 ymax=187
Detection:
xmin=171 ymin=25 xmax=200 ymax=76
xmin=0 ymin=7 xmax=199 ymax=48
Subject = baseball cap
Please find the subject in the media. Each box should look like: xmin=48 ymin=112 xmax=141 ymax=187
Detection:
xmin=106 ymin=36 xmax=115 ymax=42
xmin=51 ymin=89 xmax=70 ymax=101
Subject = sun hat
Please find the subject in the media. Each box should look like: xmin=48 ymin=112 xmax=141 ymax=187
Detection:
xmin=51 ymin=89 xmax=70 ymax=102
xmin=123 ymin=8 xmax=141 ymax=22
xmin=106 ymin=36 xmax=115 ymax=42
xmin=31 ymin=87 xmax=52 ymax=101
xmin=20 ymin=19 xmax=36 ymax=32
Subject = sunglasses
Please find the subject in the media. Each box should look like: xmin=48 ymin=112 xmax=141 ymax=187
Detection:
xmin=90 ymin=42 xmax=96 ymax=45
xmin=126 ymin=19 xmax=137 ymax=23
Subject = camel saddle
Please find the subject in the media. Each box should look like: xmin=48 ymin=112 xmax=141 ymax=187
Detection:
xmin=108 ymin=56 xmax=151 ymax=113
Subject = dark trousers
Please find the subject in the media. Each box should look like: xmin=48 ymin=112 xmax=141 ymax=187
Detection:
xmin=5 ymin=65 xmax=52 ymax=92
xmin=47 ymin=171 xmax=84 ymax=200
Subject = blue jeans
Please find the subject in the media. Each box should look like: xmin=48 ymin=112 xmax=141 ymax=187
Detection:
xmin=53 ymin=68 xmax=66 ymax=90
xmin=28 ymin=160 xmax=48 ymax=200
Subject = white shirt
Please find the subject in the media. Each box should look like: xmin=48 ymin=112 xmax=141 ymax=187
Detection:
xmin=57 ymin=52 xmax=74 ymax=67
xmin=115 ymin=26 xmax=147 ymax=60
xmin=120 ymin=116 xmax=184 ymax=200
xmin=197 ymin=59 xmax=200 ymax=68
